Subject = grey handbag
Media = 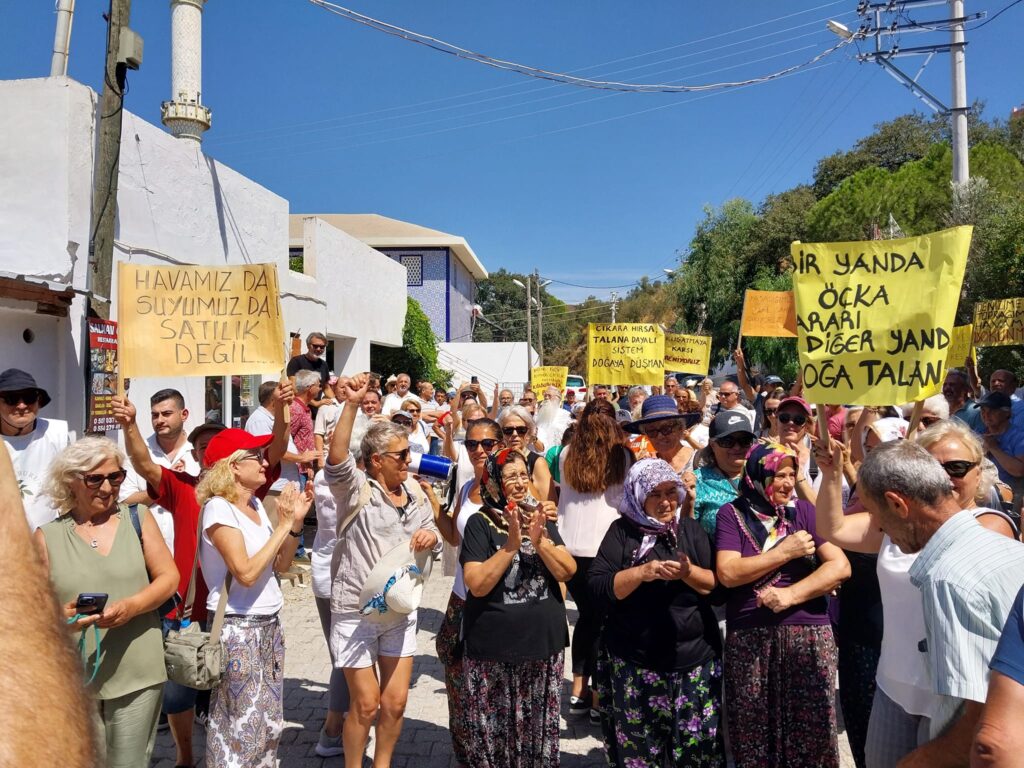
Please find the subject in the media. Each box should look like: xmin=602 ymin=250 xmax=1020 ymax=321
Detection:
xmin=163 ymin=509 xmax=230 ymax=690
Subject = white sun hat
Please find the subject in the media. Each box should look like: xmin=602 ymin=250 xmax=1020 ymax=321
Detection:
xmin=357 ymin=541 xmax=434 ymax=622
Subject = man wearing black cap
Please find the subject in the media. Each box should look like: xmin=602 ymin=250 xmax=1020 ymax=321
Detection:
xmin=0 ymin=368 xmax=71 ymax=530
xmin=734 ymin=347 xmax=783 ymax=434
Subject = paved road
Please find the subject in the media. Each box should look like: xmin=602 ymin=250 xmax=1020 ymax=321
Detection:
xmin=153 ymin=569 xmax=853 ymax=766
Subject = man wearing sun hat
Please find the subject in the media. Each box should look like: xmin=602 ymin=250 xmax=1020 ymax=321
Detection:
xmin=0 ymin=368 xmax=71 ymax=530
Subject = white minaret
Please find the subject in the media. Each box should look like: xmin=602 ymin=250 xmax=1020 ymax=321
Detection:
xmin=161 ymin=0 xmax=211 ymax=142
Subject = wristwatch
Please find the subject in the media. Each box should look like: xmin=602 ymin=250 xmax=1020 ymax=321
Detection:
xmin=288 ymin=529 xmax=302 ymax=538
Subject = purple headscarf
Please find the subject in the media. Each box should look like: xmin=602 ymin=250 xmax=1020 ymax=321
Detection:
xmin=618 ymin=458 xmax=687 ymax=564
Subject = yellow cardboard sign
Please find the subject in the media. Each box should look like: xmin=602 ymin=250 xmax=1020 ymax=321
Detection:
xmin=945 ymin=324 xmax=977 ymax=368
xmin=973 ymin=298 xmax=1024 ymax=347
xmin=664 ymin=333 xmax=712 ymax=373
xmin=118 ymin=262 xmax=286 ymax=379
xmin=740 ymin=290 xmax=798 ymax=338
xmin=587 ymin=323 xmax=665 ymax=386
xmin=530 ymin=366 xmax=569 ymax=398
xmin=791 ymin=226 xmax=971 ymax=406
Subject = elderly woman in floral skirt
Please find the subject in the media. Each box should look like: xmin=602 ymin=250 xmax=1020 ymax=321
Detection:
xmin=715 ymin=441 xmax=850 ymax=768
xmin=589 ymin=457 xmax=725 ymax=767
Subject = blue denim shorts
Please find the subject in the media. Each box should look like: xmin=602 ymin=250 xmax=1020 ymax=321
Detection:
xmin=161 ymin=617 xmax=206 ymax=714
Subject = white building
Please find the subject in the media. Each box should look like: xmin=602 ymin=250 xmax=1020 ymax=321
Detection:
xmin=0 ymin=77 xmax=406 ymax=434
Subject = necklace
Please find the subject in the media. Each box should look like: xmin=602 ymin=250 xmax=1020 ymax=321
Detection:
xmin=75 ymin=514 xmax=112 ymax=549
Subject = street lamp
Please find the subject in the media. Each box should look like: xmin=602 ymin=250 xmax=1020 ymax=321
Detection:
xmin=511 ymin=278 xmax=533 ymax=373
xmin=826 ymin=19 xmax=854 ymax=39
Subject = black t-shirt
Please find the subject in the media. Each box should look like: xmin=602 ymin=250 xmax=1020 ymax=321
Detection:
xmin=588 ymin=517 xmax=720 ymax=673
xmin=286 ymin=354 xmax=330 ymax=387
xmin=752 ymin=391 xmax=768 ymax=433
xmin=460 ymin=513 xmax=569 ymax=663
xmin=838 ymin=551 xmax=883 ymax=648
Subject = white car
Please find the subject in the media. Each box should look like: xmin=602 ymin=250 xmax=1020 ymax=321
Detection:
xmin=565 ymin=374 xmax=587 ymax=401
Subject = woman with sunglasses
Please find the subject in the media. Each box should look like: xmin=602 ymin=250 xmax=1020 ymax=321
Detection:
xmin=36 ymin=437 xmax=178 ymax=767
xmin=498 ymin=405 xmax=555 ymax=502
xmin=195 ymin=429 xmax=311 ymax=767
xmin=814 ymin=419 xmax=1017 ymax=767
xmin=557 ymin=399 xmax=634 ymax=722
xmin=624 ymin=396 xmax=701 ymax=496
xmin=434 ymin=417 xmax=504 ymax=768
xmin=716 ymin=442 xmax=850 ymax=768
xmin=774 ymin=397 xmax=818 ymax=503
xmin=692 ymin=411 xmax=756 ymax=538
xmin=397 ymin=397 xmax=431 ymax=454
xmin=461 ymin=448 xmax=576 ymax=767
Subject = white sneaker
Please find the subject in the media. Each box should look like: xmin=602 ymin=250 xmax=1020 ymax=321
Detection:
xmin=315 ymin=728 xmax=344 ymax=758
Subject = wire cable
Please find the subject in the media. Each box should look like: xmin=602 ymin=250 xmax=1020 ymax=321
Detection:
xmin=307 ymin=0 xmax=856 ymax=94
xmin=972 ymin=0 xmax=1023 ymax=28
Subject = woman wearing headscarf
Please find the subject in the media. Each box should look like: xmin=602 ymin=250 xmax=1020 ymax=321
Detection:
xmin=589 ymin=458 xmax=724 ymax=767
xmin=692 ymin=412 xmax=756 ymax=537
xmin=460 ymin=448 xmax=576 ymax=767
xmin=715 ymin=442 xmax=850 ymax=768
xmin=557 ymin=399 xmax=634 ymax=720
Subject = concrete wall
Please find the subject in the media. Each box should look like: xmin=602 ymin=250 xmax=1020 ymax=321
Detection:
xmin=438 ymin=342 xmax=538 ymax=391
xmin=0 ymin=77 xmax=405 ymax=434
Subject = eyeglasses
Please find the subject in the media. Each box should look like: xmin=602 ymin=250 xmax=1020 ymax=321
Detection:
xmin=380 ymin=448 xmax=411 ymax=463
xmin=406 ymin=408 xmax=420 ymax=414
xmin=392 ymin=417 xmax=412 ymax=426
xmin=502 ymin=426 xmax=529 ymax=437
xmin=720 ymin=390 xmax=739 ymax=398
xmin=644 ymin=423 xmax=682 ymax=438
xmin=465 ymin=438 xmax=500 ymax=451
xmin=941 ymin=460 xmax=978 ymax=479
xmin=1 ymin=390 xmax=40 ymax=407
xmin=777 ymin=412 xmax=808 ymax=426
xmin=309 ymin=343 xmax=326 ymax=351
xmin=501 ymin=472 xmax=530 ymax=485
xmin=81 ymin=470 xmax=128 ymax=489
xmin=763 ymin=408 xmax=778 ymax=417
xmin=715 ymin=434 xmax=754 ymax=450
xmin=237 ymin=450 xmax=266 ymax=464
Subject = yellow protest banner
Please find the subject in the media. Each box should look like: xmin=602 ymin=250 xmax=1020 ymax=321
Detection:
xmin=587 ymin=323 xmax=665 ymax=386
xmin=118 ymin=262 xmax=286 ymax=379
xmin=740 ymin=290 xmax=798 ymax=338
xmin=530 ymin=366 xmax=569 ymax=398
xmin=664 ymin=333 xmax=712 ymax=373
xmin=945 ymin=324 xmax=977 ymax=368
xmin=791 ymin=226 xmax=971 ymax=406
xmin=973 ymin=298 xmax=1024 ymax=347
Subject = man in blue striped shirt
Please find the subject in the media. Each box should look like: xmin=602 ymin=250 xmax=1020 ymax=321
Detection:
xmin=859 ymin=441 xmax=1024 ymax=768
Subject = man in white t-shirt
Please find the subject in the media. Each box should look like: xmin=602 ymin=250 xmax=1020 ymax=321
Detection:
xmin=0 ymin=369 xmax=71 ymax=530
xmin=120 ymin=388 xmax=200 ymax=553
xmin=381 ymin=373 xmax=412 ymax=416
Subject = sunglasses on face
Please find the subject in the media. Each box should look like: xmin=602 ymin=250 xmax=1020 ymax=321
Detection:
xmin=237 ymin=450 xmax=266 ymax=464
xmin=392 ymin=418 xmax=412 ymax=426
xmin=720 ymin=390 xmax=738 ymax=398
xmin=715 ymin=434 xmax=754 ymax=450
xmin=1 ymin=390 xmax=40 ymax=407
xmin=465 ymin=438 xmax=500 ymax=451
xmin=406 ymin=408 xmax=420 ymax=414
xmin=503 ymin=426 xmax=529 ymax=437
xmin=777 ymin=412 xmax=808 ymax=426
xmin=309 ymin=344 xmax=326 ymax=351
xmin=380 ymin=448 xmax=411 ymax=463
xmin=763 ymin=408 xmax=778 ymax=417
xmin=644 ymin=423 xmax=681 ymax=438
xmin=941 ymin=460 xmax=978 ymax=479
xmin=81 ymin=470 xmax=128 ymax=489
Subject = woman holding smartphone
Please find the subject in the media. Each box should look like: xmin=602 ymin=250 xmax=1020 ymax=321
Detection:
xmin=36 ymin=437 xmax=177 ymax=768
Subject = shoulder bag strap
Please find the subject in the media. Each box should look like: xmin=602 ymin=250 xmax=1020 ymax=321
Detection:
xmin=208 ymin=573 xmax=231 ymax=644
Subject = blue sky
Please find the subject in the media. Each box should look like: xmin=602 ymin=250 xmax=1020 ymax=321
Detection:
xmin=3 ymin=1 xmax=1021 ymax=304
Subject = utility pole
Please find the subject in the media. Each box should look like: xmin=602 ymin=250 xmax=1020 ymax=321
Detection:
xmin=835 ymin=1 xmax=978 ymax=189
xmin=950 ymin=0 xmax=969 ymax=185
xmin=535 ymin=268 xmax=544 ymax=366
xmin=525 ymin=275 xmax=533 ymax=374
xmin=89 ymin=0 xmax=138 ymax=320
xmin=50 ymin=0 xmax=76 ymax=77
xmin=610 ymin=291 xmax=619 ymax=323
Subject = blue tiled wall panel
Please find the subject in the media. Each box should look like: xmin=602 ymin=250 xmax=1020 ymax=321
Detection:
xmin=380 ymin=248 xmax=449 ymax=340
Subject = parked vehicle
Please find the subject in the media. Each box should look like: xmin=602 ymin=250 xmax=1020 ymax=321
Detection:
xmin=565 ymin=374 xmax=587 ymax=400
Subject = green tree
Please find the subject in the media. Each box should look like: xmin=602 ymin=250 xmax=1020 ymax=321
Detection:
xmin=472 ymin=269 xmax=569 ymax=354
xmin=370 ymin=297 xmax=451 ymax=387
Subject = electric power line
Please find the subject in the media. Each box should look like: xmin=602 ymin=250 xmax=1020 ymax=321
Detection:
xmin=973 ymin=0 xmax=1024 ymax=28
xmin=307 ymin=0 xmax=856 ymax=94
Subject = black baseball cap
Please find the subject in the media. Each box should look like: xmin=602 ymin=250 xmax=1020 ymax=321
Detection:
xmin=978 ymin=391 xmax=1012 ymax=411
xmin=710 ymin=411 xmax=755 ymax=440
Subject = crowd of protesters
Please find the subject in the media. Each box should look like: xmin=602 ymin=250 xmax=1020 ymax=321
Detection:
xmin=2 ymin=337 xmax=1024 ymax=767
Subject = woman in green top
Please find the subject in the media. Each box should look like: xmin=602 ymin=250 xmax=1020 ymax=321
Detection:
xmin=35 ymin=437 xmax=177 ymax=768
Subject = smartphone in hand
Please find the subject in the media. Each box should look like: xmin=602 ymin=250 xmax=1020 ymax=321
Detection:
xmin=75 ymin=593 xmax=108 ymax=615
